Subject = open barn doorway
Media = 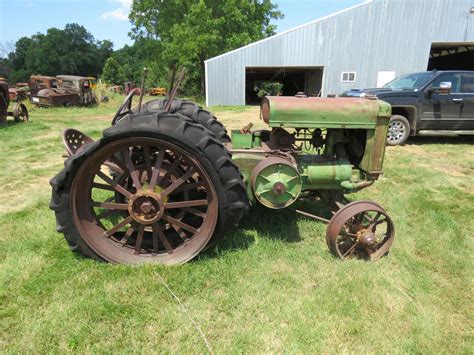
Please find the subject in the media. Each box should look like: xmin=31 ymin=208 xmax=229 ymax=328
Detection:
xmin=428 ymin=42 xmax=474 ymax=70
xmin=245 ymin=67 xmax=323 ymax=104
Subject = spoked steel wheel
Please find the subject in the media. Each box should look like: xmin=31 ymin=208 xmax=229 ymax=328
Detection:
xmin=71 ymin=137 xmax=218 ymax=264
xmin=13 ymin=103 xmax=29 ymax=123
xmin=326 ymin=201 xmax=395 ymax=261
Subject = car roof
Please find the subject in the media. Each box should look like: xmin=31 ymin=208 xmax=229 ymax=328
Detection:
xmin=56 ymin=75 xmax=90 ymax=81
xmin=30 ymin=75 xmax=56 ymax=80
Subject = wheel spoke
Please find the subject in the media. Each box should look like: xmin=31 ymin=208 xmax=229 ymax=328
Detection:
xmin=162 ymin=214 xmax=197 ymax=234
xmin=173 ymin=181 xmax=203 ymax=194
xmin=92 ymin=182 xmax=115 ymax=191
xmin=143 ymin=146 xmax=152 ymax=181
xmin=342 ymin=242 xmax=357 ymax=258
xmin=182 ymin=207 xmax=207 ymax=218
xmin=148 ymin=149 xmax=165 ymax=190
xmin=120 ymin=225 xmax=136 ymax=245
xmin=161 ymin=167 xmax=196 ymax=198
xmin=172 ymin=225 xmax=188 ymax=240
xmin=160 ymin=154 xmax=182 ymax=187
xmin=103 ymin=215 xmax=134 ymax=238
xmin=134 ymin=225 xmax=145 ymax=254
xmin=96 ymin=209 xmax=121 ymax=220
xmin=108 ymin=155 xmax=128 ymax=174
xmin=97 ymin=171 xmax=132 ymax=198
xmin=123 ymin=149 xmax=142 ymax=190
xmin=345 ymin=232 xmax=358 ymax=238
xmin=357 ymin=211 xmax=366 ymax=225
xmin=153 ymin=223 xmax=174 ymax=253
xmin=368 ymin=212 xmax=382 ymax=230
xmin=92 ymin=201 xmax=129 ymax=210
xmin=165 ymin=199 xmax=208 ymax=209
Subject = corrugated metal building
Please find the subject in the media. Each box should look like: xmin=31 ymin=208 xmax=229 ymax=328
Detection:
xmin=205 ymin=0 xmax=474 ymax=106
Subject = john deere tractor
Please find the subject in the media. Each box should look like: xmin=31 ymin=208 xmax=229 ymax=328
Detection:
xmin=50 ymin=89 xmax=395 ymax=265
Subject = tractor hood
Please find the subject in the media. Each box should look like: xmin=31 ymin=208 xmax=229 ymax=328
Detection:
xmin=261 ymin=96 xmax=391 ymax=129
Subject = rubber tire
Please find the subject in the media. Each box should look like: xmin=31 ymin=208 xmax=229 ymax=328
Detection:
xmin=139 ymin=99 xmax=231 ymax=143
xmin=49 ymin=112 xmax=248 ymax=263
xmin=386 ymin=115 xmax=410 ymax=146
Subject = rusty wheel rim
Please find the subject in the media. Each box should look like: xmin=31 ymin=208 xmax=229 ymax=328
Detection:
xmin=71 ymin=137 xmax=218 ymax=265
xmin=326 ymin=201 xmax=395 ymax=261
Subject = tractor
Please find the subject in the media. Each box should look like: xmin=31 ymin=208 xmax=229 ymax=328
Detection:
xmin=0 ymin=78 xmax=29 ymax=125
xmin=50 ymin=74 xmax=395 ymax=265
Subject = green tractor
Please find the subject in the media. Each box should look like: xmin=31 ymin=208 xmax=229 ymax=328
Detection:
xmin=50 ymin=88 xmax=395 ymax=265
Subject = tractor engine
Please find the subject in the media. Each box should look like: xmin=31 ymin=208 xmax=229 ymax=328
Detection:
xmin=230 ymin=96 xmax=391 ymax=209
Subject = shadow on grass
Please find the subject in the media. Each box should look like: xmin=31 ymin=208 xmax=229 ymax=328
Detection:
xmin=200 ymin=199 xmax=333 ymax=260
xmin=405 ymin=135 xmax=473 ymax=145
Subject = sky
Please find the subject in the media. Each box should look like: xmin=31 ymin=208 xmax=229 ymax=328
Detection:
xmin=0 ymin=0 xmax=366 ymax=53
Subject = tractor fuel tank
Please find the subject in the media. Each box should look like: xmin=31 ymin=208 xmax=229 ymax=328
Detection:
xmin=261 ymin=96 xmax=391 ymax=129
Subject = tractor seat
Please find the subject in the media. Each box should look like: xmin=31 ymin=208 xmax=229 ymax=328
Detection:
xmin=62 ymin=128 xmax=94 ymax=156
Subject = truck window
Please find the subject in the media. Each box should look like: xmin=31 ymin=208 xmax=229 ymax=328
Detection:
xmin=431 ymin=74 xmax=461 ymax=93
xmin=461 ymin=74 xmax=474 ymax=93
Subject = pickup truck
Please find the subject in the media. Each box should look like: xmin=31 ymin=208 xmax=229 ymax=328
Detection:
xmin=341 ymin=71 xmax=474 ymax=145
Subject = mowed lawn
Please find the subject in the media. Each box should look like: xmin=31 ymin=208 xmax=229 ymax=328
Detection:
xmin=1 ymin=98 xmax=473 ymax=353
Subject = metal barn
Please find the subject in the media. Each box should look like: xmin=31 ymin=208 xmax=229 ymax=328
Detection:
xmin=205 ymin=0 xmax=474 ymax=106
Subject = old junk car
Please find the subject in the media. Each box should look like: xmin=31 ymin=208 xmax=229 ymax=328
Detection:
xmin=29 ymin=75 xmax=96 ymax=107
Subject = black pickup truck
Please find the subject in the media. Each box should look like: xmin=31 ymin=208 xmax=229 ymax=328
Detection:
xmin=341 ymin=71 xmax=474 ymax=145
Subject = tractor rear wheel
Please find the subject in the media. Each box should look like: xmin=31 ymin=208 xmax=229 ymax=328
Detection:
xmin=50 ymin=112 xmax=248 ymax=264
xmin=139 ymin=99 xmax=231 ymax=143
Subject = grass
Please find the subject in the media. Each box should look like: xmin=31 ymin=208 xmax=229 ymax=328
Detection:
xmin=1 ymin=97 xmax=473 ymax=353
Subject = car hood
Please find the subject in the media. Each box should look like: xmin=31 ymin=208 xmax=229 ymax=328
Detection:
xmin=362 ymin=88 xmax=419 ymax=98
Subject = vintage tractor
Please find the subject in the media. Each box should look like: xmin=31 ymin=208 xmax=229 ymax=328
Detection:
xmin=0 ymin=78 xmax=29 ymax=125
xmin=50 ymin=83 xmax=395 ymax=264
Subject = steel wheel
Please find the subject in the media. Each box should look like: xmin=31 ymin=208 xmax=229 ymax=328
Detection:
xmin=326 ymin=201 xmax=395 ymax=261
xmin=70 ymin=137 xmax=219 ymax=264
xmin=13 ymin=103 xmax=29 ymax=123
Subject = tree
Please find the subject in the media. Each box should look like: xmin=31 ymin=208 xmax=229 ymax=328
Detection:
xmin=3 ymin=24 xmax=113 ymax=83
xmin=129 ymin=0 xmax=283 ymax=95
xmin=101 ymin=57 xmax=125 ymax=85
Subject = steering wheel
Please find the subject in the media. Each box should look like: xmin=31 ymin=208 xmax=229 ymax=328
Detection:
xmin=112 ymin=88 xmax=141 ymax=125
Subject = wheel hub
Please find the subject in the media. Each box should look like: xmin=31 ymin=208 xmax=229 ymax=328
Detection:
xmin=389 ymin=122 xmax=404 ymax=140
xmin=128 ymin=190 xmax=164 ymax=225
xmin=357 ymin=229 xmax=377 ymax=250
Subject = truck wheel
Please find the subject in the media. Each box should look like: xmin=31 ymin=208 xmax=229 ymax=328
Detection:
xmin=139 ymin=99 xmax=231 ymax=143
xmin=49 ymin=112 xmax=248 ymax=265
xmin=387 ymin=115 xmax=410 ymax=146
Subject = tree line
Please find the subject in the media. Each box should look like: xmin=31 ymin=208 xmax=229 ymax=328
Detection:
xmin=0 ymin=0 xmax=282 ymax=96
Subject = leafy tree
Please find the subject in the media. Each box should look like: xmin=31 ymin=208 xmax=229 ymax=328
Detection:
xmin=129 ymin=0 xmax=283 ymax=95
xmin=3 ymin=24 xmax=113 ymax=83
xmin=101 ymin=57 xmax=125 ymax=85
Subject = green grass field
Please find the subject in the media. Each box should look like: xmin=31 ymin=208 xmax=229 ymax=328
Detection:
xmin=1 ymin=98 xmax=473 ymax=353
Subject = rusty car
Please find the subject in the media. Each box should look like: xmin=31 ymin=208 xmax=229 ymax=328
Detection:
xmin=28 ymin=75 xmax=96 ymax=107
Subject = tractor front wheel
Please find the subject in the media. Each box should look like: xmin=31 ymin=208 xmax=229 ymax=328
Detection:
xmin=326 ymin=201 xmax=395 ymax=261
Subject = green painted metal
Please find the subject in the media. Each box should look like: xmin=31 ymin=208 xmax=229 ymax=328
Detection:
xmin=231 ymin=151 xmax=266 ymax=204
xmin=358 ymin=116 xmax=390 ymax=174
xmin=231 ymin=130 xmax=262 ymax=149
xmin=229 ymin=95 xmax=392 ymax=204
xmin=262 ymin=96 xmax=390 ymax=129
xmin=231 ymin=130 xmax=253 ymax=149
xmin=252 ymin=159 xmax=302 ymax=209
